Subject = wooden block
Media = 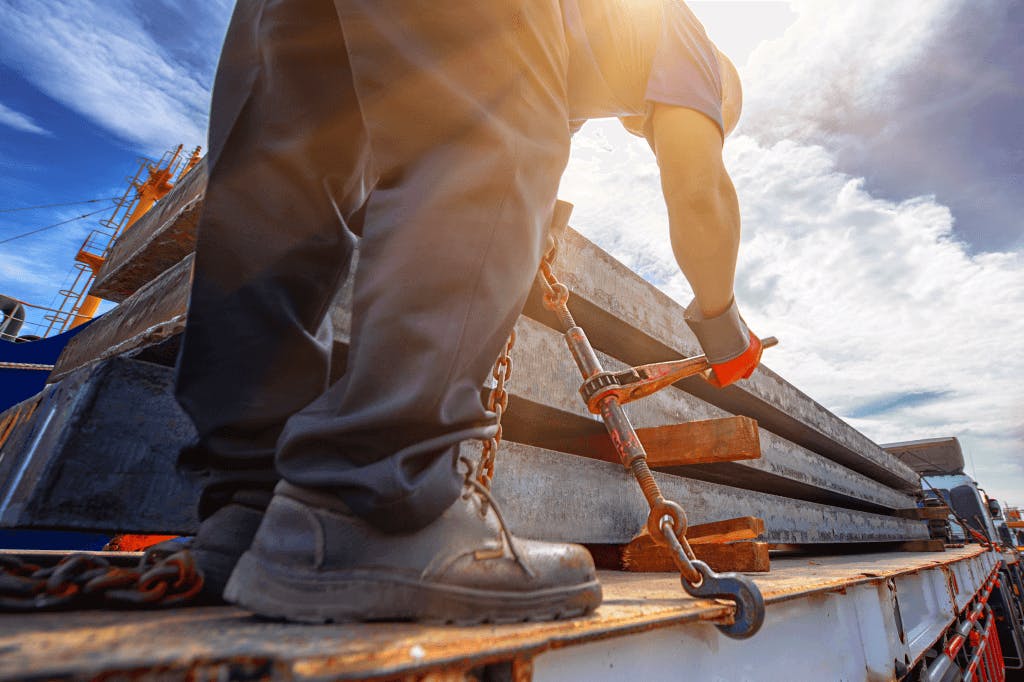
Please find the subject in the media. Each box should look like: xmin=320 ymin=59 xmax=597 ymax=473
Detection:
xmin=692 ymin=542 xmax=770 ymax=573
xmin=898 ymin=539 xmax=946 ymax=552
xmin=1007 ymin=521 xmax=1024 ymax=529
xmin=588 ymin=537 xmax=770 ymax=573
xmin=536 ymin=416 xmax=760 ymax=467
xmin=895 ymin=506 xmax=951 ymax=521
xmin=687 ymin=516 xmax=765 ymax=545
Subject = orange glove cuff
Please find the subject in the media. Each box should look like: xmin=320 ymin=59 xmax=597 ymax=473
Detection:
xmin=705 ymin=331 xmax=763 ymax=388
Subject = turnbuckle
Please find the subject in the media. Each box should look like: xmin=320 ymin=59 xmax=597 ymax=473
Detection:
xmin=536 ymin=204 xmax=768 ymax=638
xmin=580 ymin=338 xmax=778 ymax=414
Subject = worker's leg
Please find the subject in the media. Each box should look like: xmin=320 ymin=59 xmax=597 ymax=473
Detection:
xmin=274 ymin=1 xmax=571 ymax=531
xmin=228 ymin=1 xmax=602 ymax=625
xmin=175 ymin=0 xmax=372 ymax=521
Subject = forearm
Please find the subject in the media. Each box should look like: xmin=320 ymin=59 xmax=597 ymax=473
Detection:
xmin=653 ymin=105 xmax=740 ymax=318
xmin=662 ymin=169 xmax=740 ymax=318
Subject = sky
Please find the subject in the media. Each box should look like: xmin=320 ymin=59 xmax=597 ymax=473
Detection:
xmin=0 ymin=1 xmax=1021 ymax=503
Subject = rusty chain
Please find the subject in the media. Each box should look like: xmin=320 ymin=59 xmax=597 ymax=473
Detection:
xmin=477 ymin=328 xmax=516 ymax=489
xmin=537 ymin=238 xmax=706 ymax=587
xmin=0 ymin=542 xmax=204 ymax=611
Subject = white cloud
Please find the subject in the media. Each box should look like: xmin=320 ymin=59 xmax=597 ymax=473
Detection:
xmin=0 ymin=0 xmax=214 ymax=153
xmin=0 ymin=102 xmax=51 ymax=136
xmin=740 ymin=0 xmax=965 ymax=142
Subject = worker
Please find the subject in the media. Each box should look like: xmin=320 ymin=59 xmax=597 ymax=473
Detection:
xmin=174 ymin=0 xmax=762 ymax=623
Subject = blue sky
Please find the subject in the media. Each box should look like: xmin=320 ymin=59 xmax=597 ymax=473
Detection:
xmin=1 ymin=0 xmax=1022 ymax=502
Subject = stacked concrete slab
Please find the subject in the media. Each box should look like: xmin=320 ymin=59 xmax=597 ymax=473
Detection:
xmin=0 ymin=160 xmax=929 ymax=547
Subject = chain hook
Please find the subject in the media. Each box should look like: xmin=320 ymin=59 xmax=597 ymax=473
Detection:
xmin=684 ymin=561 xmax=766 ymax=639
xmin=659 ymin=517 xmax=765 ymax=639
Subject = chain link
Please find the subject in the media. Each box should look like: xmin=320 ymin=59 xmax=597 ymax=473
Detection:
xmin=0 ymin=542 xmax=204 ymax=611
xmin=477 ymin=328 xmax=515 ymax=489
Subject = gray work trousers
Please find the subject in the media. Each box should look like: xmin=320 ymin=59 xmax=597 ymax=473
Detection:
xmin=174 ymin=0 xmax=570 ymax=531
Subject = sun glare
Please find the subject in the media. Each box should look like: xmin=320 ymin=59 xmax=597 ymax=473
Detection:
xmin=688 ymin=1 xmax=797 ymax=69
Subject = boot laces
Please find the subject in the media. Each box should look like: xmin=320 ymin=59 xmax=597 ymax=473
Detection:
xmin=458 ymin=456 xmax=535 ymax=578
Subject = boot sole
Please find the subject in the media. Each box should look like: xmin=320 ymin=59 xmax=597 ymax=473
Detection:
xmin=224 ymin=550 xmax=602 ymax=625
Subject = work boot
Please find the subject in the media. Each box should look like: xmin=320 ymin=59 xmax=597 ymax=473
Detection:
xmin=224 ymin=457 xmax=602 ymax=624
xmin=191 ymin=490 xmax=269 ymax=598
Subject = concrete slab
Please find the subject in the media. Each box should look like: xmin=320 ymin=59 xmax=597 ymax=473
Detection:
xmin=522 ymin=228 xmax=921 ymax=490
xmin=46 ymin=251 xmax=916 ymax=512
xmin=90 ymin=159 xmax=206 ymax=302
xmin=882 ymin=437 xmax=965 ymax=476
xmin=0 ymin=358 xmax=926 ymax=544
xmin=488 ymin=441 xmax=929 ymax=545
xmin=81 ymin=172 xmax=917 ymax=490
xmin=0 ymin=358 xmax=200 ymax=534
xmin=52 ymin=254 xmax=193 ymax=380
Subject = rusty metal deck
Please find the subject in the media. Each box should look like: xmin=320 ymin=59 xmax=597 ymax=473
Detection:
xmin=0 ymin=545 xmax=992 ymax=681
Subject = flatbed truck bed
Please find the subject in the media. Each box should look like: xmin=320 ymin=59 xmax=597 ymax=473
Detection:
xmin=0 ymin=545 xmax=998 ymax=681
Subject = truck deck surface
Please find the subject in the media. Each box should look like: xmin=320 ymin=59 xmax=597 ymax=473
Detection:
xmin=0 ymin=545 xmax=993 ymax=681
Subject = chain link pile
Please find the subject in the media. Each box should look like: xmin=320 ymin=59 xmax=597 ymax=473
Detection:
xmin=0 ymin=543 xmax=203 ymax=610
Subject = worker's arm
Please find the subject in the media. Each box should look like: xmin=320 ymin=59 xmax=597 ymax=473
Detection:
xmin=652 ymin=104 xmax=761 ymax=386
xmin=652 ymin=104 xmax=737 ymax=318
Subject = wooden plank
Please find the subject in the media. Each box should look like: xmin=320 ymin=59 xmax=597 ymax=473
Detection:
xmin=588 ymin=516 xmax=768 ymax=572
xmin=895 ymin=506 xmax=951 ymax=521
xmin=897 ymin=539 xmax=946 ymax=552
xmin=687 ymin=516 xmax=764 ymax=545
xmin=90 ymin=159 xmax=207 ymax=302
xmin=588 ymin=539 xmax=770 ymax=573
xmin=1006 ymin=521 xmax=1024 ymax=529
xmin=536 ymin=416 xmax=761 ymax=467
